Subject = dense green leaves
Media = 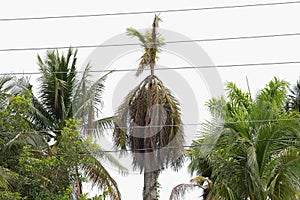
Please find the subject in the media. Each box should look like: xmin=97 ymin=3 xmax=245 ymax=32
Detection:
xmin=15 ymin=119 xmax=117 ymax=200
xmin=187 ymin=78 xmax=300 ymax=200
xmin=0 ymin=48 xmax=123 ymax=200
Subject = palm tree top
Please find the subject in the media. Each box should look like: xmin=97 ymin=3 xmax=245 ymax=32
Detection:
xmin=127 ymin=14 xmax=164 ymax=77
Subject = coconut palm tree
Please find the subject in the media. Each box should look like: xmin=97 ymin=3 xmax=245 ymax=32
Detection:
xmin=172 ymin=78 xmax=300 ymax=199
xmin=113 ymin=15 xmax=185 ymax=200
xmin=27 ymin=48 xmax=123 ymax=200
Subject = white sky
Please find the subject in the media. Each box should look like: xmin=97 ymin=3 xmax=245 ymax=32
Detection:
xmin=1 ymin=0 xmax=300 ymax=199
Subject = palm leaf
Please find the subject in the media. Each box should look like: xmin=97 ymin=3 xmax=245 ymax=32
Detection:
xmin=82 ymin=155 xmax=121 ymax=200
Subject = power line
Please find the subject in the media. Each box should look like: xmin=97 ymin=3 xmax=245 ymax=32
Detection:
xmin=0 ymin=1 xmax=299 ymax=22
xmin=1 ymin=60 xmax=300 ymax=76
xmin=1 ymin=117 xmax=300 ymax=135
xmin=1 ymin=32 xmax=300 ymax=52
xmin=0 ymin=137 xmax=299 ymax=159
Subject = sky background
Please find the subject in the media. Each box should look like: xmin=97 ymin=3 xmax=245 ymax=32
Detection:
xmin=1 ymin=0 xmax=300 ymax=199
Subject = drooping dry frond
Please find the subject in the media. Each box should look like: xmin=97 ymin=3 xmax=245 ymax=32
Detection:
xmin=169 ymin=183 xmax=198 ymax=200
xmin=169 ymin=176 xmax=211 ymax=200
xmin=113 ymin=75 xmax=185 ymax=172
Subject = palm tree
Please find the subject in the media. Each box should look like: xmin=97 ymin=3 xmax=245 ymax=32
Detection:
xmin=174 ymin=78 xmax=300 ymax=199
xmin=27 ymin=48 xmax=123 ymax=200
xmin=113 ymin=15 xmax=185 ymax=200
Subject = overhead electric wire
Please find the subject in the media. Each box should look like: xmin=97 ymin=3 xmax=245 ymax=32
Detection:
xmin=1 ymin=117 xmax=300 ymax=135
xmin=0 ymin=32 xmax=300 ymax=52
xmin=0 ymin=1 xmax=300 ymax=158
xmin=1 ymin=60 xmax=300 ymax=76
xmin=0 ymin=137 xmax=299 ymax=159
xmin=1 ymin=118 xmax=300 ymax=157
xmin=0 ymin=1 xmax=299 ymax=22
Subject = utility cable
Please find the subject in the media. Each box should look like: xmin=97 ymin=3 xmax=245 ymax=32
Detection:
xmin=1 ymin=60 xmax=300 ymax=76
xmin=0 ymin=1 xmax=299 ymax=22
xmin=1 ymin=32 xmax=300 ymax=52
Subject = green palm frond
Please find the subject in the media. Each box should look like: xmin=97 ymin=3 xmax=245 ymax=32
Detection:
xmin=126 ymin=15 xmax=164 ymax=77
xmin=88 ymin=116 xmax=114 ymax=138
xmin=73 ymin=66 xmax=112 ymax=137
xmin=205 ymin=97 xmax=226 ymax=120
xmin=0 ymin=75 xmax=14 ymax=93
xmin=127 ymin=28 xmax=146 ymax=47
xmin=82 ymin=155 xmax=121 ymax=200
xmin=189 ymin=78 xmax=300 ymax=200
xmin=28 ymin=94 xmax=55 ymax=131
xmin=257 ymin=77 xmax=289 ymax=110
xmin=37 ymin=48 xmax=77 ymax=129
xmin=268 ymin=147 xmax=300 ymax=200
xmin=0 ymin=166 xmax=17 ymax=190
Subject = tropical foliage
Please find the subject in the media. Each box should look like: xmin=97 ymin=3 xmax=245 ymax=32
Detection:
xmin=32 ymin=48 xmax=123 ymax=199
xmin=2 ymin=16 xmax=300 ymax=200
xmin=176 ymin=78 xmax=300 ymax=200
xmin=15 ymin=119 xmax=119 ymax=200
xmin=0 ymin=49 xmax=124 ymax=199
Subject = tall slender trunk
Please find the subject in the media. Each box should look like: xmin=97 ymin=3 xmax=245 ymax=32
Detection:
xmin=143 ymin=170 xmax=160 ymax=200
xmin=250 ymin=194 xmax=256 ymax=200
xmin=150 ymin=64 xmax=154 ymax=76
xmin=75 ymin=166 xmax=83 ymax=199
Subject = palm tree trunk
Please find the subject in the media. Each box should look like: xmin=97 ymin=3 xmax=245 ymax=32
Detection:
xmin=143 ymin=170 xmax=159 ymax=200
xmin=75 ymin=166 xmax=83 ymax=199
xmin=249 ymin=194 xmax=255 ymax=200
xmin=150 ymin=64 xmax=154 ymax=76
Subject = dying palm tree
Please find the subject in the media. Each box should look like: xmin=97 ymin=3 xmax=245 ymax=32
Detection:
xmin=113 ymin=15 xmax=185 ymax=200
xmin=27 ymin=48 xmax=123 ymax=200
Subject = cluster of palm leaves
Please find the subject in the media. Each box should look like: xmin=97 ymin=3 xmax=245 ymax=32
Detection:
xmin=171 ymin=78 xmax=300 ymax=200
xmin=0 ymin=49 xmax=124 ymax=199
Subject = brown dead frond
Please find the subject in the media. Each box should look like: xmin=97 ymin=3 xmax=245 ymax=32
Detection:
xmin=113 ymin=75 xmax=185 ymax=172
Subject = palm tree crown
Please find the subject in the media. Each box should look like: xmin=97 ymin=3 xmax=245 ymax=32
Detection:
xmin=30 ymin=48 xmax=123 ymax=200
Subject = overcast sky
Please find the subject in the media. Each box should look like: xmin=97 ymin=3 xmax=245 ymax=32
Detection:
xmin=1 ymin=0 xmax=300 ymax=199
